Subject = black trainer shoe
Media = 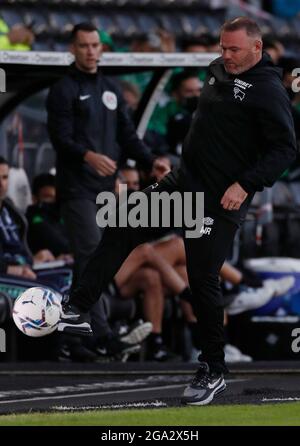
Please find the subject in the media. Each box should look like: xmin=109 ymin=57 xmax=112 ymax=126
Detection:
xmin=57 ymin=303 xmax=93 ymax=336
xmin=182 ymin=362 xmax=226 ymax=406
xmin=57 ymin=343 xmax=99 ymax=363
xmin=96 ymin=334 xmax=141 ymax=362
xmin=146 ymin=334 xmax=180 ymax=362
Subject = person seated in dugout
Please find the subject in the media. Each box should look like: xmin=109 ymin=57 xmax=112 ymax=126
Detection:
xmin=26 ymin=173 xmax=73 ymax=263
xmin=146 ymin=70 xmax=202 ymax=159
xmin=0 ymin=157 xmax=71 ymax=293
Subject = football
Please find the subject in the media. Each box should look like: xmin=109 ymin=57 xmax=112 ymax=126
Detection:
xmin=12 ymin=287 xmax=62 ymax=337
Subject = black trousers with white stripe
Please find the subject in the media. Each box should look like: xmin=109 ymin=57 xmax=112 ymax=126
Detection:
xmin=70 ymin=169 xmax=238 ymax=374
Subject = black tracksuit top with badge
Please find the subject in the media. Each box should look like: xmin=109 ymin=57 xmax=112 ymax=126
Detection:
xmin=47 ymin=64 xmax=154 ymax=201
xmin=180 ymin=52 xmax=297 ymax=224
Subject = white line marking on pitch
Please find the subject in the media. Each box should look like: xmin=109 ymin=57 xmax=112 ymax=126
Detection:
xmin=0 ymin=384 xmax=185 ymax=405
xmin=0 ymin=379 xmax=247 ymax=406
xmin=52 ymin=401 xmax=167 ymax=411
xmin=262 ymin=397 xmax=300 ymax=402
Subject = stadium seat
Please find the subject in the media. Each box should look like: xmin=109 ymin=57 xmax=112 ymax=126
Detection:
xmin=135 ymin=13 xmax=159 ymax=34
xmin=269 ymin=16 xmax=292 ymax=37
xmin=69 ymin=11 xmax=91 ymax=27
xmin=114 ymin=13 xmax=139 ymax=37
xmin=158 ymin=13 xmax=185 ymax=36
xmin=182 ymin=14 xmax=208 ymax=36
xmin=23 ymin=10 xmax=49 ymax=35
xmin=34 ymin=142 xmax=56 ymax=176
xmin=32 ymin=40 xmax=53 ymax=51
xmin=202 ymin=14 xmax=223 ymax=36
xmin=11 ymin=142 xmax=39 ymax=181
xmin=48 ymin=11 xmax=73 ymax=35
xmin=91 ymin=14 xmax=117 ymax=35
xmin=52 ymin=41 xmax=69 ymax=51
xmin=0 ymin=8 xmax=24 ymax=27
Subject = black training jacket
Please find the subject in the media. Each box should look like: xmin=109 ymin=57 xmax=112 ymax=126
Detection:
xmin=47 ymin=64 xmax=154 ymax=201
xmin=181 ymin=52 xmax=297 ymax=224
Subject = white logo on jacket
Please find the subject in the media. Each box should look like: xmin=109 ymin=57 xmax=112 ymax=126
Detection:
xmin=233 ymin=78 xmax=252 ymax=101
xmin=233 ymin=87 xmax=245 ymax=101
xmin=102 ymin=91 xmax=118 ymax=110
xmin=200 ymin=216 xmax=214 ymax=235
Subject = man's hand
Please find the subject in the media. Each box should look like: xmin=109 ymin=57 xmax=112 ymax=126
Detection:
xmin=7 ymin=265 xmax=36 ymax=279
xmin=151 ymin=158 xmax=171 ymax=181
xmin=84 ymin=151 xmax=117 ymax=176
xmin=33 ymin=249 xmax=55 ymax=263
xmin=56 ymin=254 xmax=74 ymax=264
xmin=220 ymin=182 xmax=248 ymax=211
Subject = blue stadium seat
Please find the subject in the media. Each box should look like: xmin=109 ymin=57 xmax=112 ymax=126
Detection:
xmin=136 ymin=13 xmax=159 ymax=34
xmin=114 ymin=13 xmax=138 ymax=37
xmin=269 ymin=16 xmax=293 ymax=37
xmin=201 ymin=14 xmax=223 ymax=36
xmin=23 ymin=10 xmax=49 ymax=35
xmin=0 ymin=8 xmax=24 ymax=27
xmin=48 ymin=11 xmax=73 ymax=34
xmin=70 ymin=11 xmax=91 ymax=27
xmin=32 ymin=40 xmax=52 ymax=51
xmin=158 ymin=13 xmax=185 ymax=36
xmin=91 ymin=14 xmax=117 ymax=35
xmin=182 ymin=14 xmax=208 ymax=36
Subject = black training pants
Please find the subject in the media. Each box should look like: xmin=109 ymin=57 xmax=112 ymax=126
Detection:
xmin=70 ymin=169 xmax=238 ymax=373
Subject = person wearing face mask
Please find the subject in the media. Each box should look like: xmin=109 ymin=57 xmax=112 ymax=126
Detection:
xmin=146 ymin=70 xmax=202 ymax=159
xmin=26 ymin=173 xmax=72 ymax=262
xmin=166 ymin=74 xmax=202 ymax=160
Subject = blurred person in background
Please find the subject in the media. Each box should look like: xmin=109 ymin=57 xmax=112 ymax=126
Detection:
xmin=263 ymin=35 xmax=285 ymax=65
xmin=181 ymin=35 xmax=220 ymax=54
xmin=26 ymin=173 xmax=72 ymax=262
xmin=47 ymin=22 xmax=168 ymax=288
xmin=147 ymin=70 xmax=202 ymax=159
xmin=119 ymin=80 xmax=141 ymax=116
xmin=0 ymin=17 xmax=34 ymax=50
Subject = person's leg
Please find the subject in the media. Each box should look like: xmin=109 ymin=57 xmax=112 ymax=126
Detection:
xmin=61 ymin=199 xmax=103 ymax=286
xmin=119 ymin=266 xmax=164 ymax=334
xmin=116 ymin=242 xmax=188 ymax=297
xmin=119 ymin=266 xmax=177 ymax=361
xmin=69 ymin=170 xmax=180 ymax=312
xmin=183 ymin=214 xmax=238 ymax=374
xmin=153 ymin=236 xmax=186 ymax=267
xmin=220 ymin=262 xmax=242 ymax=285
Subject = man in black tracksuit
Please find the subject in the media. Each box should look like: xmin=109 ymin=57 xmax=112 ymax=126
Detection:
xmin=47 ymin=23 xmax=167 ymax=285
xmin=59 ymin=18 xmax=297 ymax=405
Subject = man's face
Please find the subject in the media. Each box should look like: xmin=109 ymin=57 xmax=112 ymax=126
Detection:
xmin=119 ymin=169 xmax=140 ymax=191
xmin=175 ymin=77 xmax=202 ymax=102
xmin=70 ymin=30 xmax=102 ymax=73
xmin=220 ymin=29 xmax=262 ymax=75
xmin=36 ymin=186 xmax=56 ymax=204
xmin=0 ymin=163 xmax=9 ymax=201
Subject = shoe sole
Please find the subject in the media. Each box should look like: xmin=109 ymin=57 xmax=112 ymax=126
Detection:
xmin=114 ymin=344 xmax=141 ymax=362
xmin=120 ymin=322 xmax=153 ymax=345
xmin=57 ymin=323 xmax=93 ymax=336
xmin=182 ymin=381 xmax=226 ymax=406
